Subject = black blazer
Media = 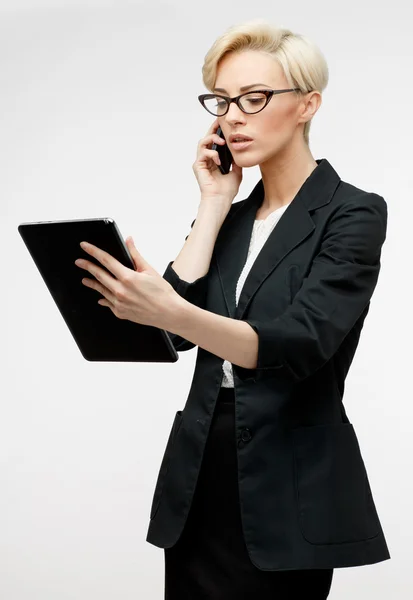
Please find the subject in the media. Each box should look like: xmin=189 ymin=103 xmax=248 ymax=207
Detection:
xmin=146 ymin=158 xmax=391 ymax=570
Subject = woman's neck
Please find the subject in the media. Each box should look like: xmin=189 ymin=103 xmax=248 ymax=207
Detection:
xmin=259 ymin=146 xmax=318 ymax=211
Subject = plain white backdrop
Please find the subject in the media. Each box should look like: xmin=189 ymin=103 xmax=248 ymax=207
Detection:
xmin=1 ymin=0 xmax=412 ymax=598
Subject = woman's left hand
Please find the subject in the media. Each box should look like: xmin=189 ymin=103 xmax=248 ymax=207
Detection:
xmin=74 ymin=236 xmax=179 ymax=329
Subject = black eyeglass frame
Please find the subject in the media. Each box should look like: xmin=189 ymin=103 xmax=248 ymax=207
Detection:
xmin=198 ymin=88 xmax=302 ymax=116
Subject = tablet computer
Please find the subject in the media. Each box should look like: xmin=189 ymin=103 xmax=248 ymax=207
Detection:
xmin=18 ymin=217 xmax=179 ymax=363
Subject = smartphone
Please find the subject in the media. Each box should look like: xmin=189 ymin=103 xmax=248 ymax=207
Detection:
xmin=211 ymin=125 xmax=233 ymax=175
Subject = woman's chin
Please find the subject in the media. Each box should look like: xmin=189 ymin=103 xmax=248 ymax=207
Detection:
xmin=233 ymin=154 xmax=261 ymax=168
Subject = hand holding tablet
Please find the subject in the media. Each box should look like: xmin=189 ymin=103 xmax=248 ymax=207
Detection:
xmin=18 ymin=218 xmax=179 ymax=363
xmin=73 ymin=236 xmax=178 ymax=330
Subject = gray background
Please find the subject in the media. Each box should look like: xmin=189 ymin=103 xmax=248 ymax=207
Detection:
xmin=1 ymin=0 xmax=411 ymax=597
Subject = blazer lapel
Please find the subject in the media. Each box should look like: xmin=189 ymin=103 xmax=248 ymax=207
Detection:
xmin=214 ymin=158 xmax=342 ymax=320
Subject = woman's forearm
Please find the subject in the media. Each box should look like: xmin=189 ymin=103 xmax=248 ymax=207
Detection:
xmin=166 ymin=297 xmax=258 ymax=370
xmin=170 ymin=202 xmax=224 ymax=283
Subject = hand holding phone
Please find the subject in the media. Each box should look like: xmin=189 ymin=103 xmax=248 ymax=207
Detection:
xmin=192 ymin=120 xmax=243 ymax=217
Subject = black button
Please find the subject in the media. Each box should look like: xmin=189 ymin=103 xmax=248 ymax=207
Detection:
xmin=240 ymin=428 xmax=252 ymax=442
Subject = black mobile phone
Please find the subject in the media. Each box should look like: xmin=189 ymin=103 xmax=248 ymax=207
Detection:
xmin=211 ymin=125 xmax=233 ymax=175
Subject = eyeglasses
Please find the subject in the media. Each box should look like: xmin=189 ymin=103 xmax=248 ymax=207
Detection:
xmin=198 ymin=88 xmax=302 ymax=116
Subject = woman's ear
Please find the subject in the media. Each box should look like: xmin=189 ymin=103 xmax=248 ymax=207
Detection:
xmin=298 ymin=91 xmax=322 ymax=124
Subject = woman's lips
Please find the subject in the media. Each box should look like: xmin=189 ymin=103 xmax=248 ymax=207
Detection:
xmin=231 ymin=139 xmax=253 ymax=150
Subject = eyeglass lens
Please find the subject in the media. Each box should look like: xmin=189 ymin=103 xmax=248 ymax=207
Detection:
xmin=203 ymin=92 xmax=268 ymax=115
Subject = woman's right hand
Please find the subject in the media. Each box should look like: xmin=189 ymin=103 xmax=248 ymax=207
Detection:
xmin=192 ymin=119 xmax=243 ymax=218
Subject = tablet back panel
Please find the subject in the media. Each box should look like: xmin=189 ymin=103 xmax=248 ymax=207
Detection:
xmin=18 ymin=218 xmax=178 ymax=363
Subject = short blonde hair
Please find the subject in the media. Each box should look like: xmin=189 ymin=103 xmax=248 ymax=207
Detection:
xmin=201 ymin=19 xmax=329 ymax=146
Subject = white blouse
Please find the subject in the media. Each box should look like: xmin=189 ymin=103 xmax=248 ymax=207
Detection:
xmin=220 ymin=202 xmax=292 ymax=388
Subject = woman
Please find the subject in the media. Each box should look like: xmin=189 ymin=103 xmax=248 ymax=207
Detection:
xmin=145 ymin=20 xmax=391 ymax=599
xmin=74 ymin=17 xmax=390 ymax=600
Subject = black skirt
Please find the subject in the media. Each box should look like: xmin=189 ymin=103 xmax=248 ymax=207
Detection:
xmin=164 ymin=387 xmax=334 ymax=600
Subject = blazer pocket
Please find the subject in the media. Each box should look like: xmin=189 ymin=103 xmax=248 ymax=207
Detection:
xmin=292 ymin=423 xmax=380 ymax=545
xmin=149 ymin=410 xmax=183 ymax=520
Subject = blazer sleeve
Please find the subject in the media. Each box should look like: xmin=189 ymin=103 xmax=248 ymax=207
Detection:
xmin=232 ymin=192 xmax=388 ymax=383
xmin=163 ymin=218 xmax=211 ymax=351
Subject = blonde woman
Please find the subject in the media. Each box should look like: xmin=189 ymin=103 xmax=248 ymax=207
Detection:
xmin=146 ymin=19 xmax=390 ymax=599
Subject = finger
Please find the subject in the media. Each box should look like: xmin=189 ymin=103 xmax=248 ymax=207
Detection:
xmin=81 ymin=277 xmax=117 ymax=305
xmin=197 ymin=119 xmax=220 ymax=149
xmin=201 ymin=134 xmax=225 ymax=150
xmin=97 ymin=298 xmax=120 ymax=318
xmin=98 ymin=298 xmax=111 ymax=308
xmin=199 ymin=148 xmax=221 ymax=165
xmin=75 ymin=258 xmax=120 ymax=299
xmin=202 ymin=132 xmax=226 ymax=146
xmin=198 ymin=134 xmax=225 ymax=154
xmin=125 ymin=237 xmax=154 ymax=274
xmin=207 ymin=118 xmax=220 ymax=135
xmin=79 ymin=241 xmax=130 ymax=281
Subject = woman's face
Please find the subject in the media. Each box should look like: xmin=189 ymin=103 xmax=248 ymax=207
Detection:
xmin=213 ymin=50 xmax=313 ymax=167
